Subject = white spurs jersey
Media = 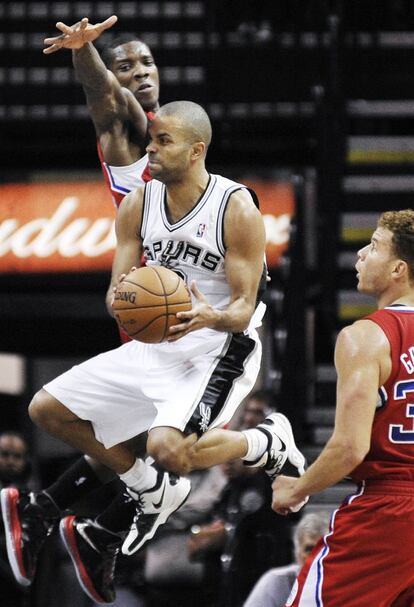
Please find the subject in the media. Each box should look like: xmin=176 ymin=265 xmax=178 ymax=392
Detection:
xmin=141 ymin=174 xmax=261 ymax=315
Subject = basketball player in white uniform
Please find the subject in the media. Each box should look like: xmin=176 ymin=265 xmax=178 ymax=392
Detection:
xmin=2 ymin=102 xmax=306 ymax=604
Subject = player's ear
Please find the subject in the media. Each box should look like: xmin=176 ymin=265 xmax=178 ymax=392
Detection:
xmin=191 ymin=141 xmax=205 ymax=160
xmin=392 ymin=258 xmax=408 ymax=281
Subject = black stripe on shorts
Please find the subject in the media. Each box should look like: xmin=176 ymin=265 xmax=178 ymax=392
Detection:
xmin=183 ymin=332 xmax=256 ymax=437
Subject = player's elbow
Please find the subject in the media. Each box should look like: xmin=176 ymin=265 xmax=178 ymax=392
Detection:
xmin=147 ymin=433 xmax=194 ymax=476
xmin=329 ymin=435 xmax=369 ymax=470
xmin=345 ymin=442 xmax=369 ymax=469
xmin=233 ymin=306 xmax=254 ymax=332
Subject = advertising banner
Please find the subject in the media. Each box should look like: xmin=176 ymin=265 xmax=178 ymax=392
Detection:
xmin=0 ymin=180 xmax=295 ymax=273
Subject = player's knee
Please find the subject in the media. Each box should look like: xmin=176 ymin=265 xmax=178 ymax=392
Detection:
xmin=147 ymin=440 xmax=190 ymax=475
xmin=149 ymin=445 xmax=181 ymax=474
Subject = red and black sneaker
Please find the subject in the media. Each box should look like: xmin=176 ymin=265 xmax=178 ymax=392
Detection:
xmin=60 ymin=515 xmax=122 ymax=605
xmin=1 ymin=488 xmax=58 ymax=586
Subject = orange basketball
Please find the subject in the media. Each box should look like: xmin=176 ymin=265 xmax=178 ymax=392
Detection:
xmin=112 ymin=266 xmax=192 ymax=343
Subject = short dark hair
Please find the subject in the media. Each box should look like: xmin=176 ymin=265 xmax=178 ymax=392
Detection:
xmin=379 ymin=209 xmax=414 ymax=281
xmin=157 ymin=101 xmax=212 ymax=149
xmin=100 ymin=34 xmax=152 ymax=67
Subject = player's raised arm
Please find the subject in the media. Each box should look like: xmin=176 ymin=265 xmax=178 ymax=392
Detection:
xmin=106 ymin=187 xmax=145 ymax=316
xmin=43 ymin=16 xmax=148 ymax=139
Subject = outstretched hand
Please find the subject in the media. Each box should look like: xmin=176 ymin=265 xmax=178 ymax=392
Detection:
xmin=43 ymin=15 xmax=118 ymax=54
xmin=167 ymin=281 xmax=218 ymax=341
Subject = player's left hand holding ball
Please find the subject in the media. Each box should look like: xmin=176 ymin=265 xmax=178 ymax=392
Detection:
xmin=168 ymin=281 xmax=218 ymax=342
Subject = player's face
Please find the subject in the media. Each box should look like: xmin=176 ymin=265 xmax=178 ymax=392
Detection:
xmin=240 ymin=398 xmax=271 ymax=429
xmin=110 ymin=42 xmax=159 ymax=111
xmin=146 ymin=116 xmax=194 ymax=182
xmin=355 ymin=227 xmax=396 ymax=295
xmin=0 ymin=436 xmax=27 ymax=481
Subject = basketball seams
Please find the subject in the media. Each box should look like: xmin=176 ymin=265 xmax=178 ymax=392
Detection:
xmin=113 ymin=301 xmax=190 ymax=311
xmin=121 ymin=278 xmax=166 ymax=296
xmin=152 ymin=266 xmax=181 ymax=296
xmin=113 ymin=266 xmax=191 ymax=342
xmin=128 ymin=309 xmax=189 ymax=340
xmin=152 ymin=266 xmax=171 ymax=341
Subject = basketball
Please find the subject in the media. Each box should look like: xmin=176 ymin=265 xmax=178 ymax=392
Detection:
xmin=112 ymin=266 xmax=192 ymax=343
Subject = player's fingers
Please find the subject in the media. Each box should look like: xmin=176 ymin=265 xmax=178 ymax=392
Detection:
xmin=79 ymin=17 xmax=89 ymax=29
xmin=55 ymin=21 xmax=73 ymax=34
xmin=175 ymin=310 xmax=194 ymax=322
xmin=43 ymin=45 xmax=61 ymax=54
xmin=44 ymin=35 xmax=64 ymax=44
xmin=99 ymin=15 xmax=118 ymax=31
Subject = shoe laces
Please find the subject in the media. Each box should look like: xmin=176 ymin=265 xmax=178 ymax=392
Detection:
xmin=133 ymin=493 xmax=145 ymax=521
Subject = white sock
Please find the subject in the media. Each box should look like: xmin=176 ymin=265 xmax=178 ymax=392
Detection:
xmin=242 ymin=428 xmax=284 ymax=462
xmin=119 ymin=458 xmax=158 ymax=492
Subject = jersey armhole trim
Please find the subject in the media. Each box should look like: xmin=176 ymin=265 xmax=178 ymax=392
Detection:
xmin=140 ymin=181 xmax=151 ymax=240
xmin=216 ymin=186 xmax=257 ymax=255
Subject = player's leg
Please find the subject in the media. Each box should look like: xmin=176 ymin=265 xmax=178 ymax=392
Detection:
xmin=147 ymin=414 xmax=305 ymax=480
xmin=123 ymin=330 xmax=305 ymax=555
xmin=1 ymin=342 xmax=189 ymax=595
xmin=29 ymin=389 xmax=136 ymax=473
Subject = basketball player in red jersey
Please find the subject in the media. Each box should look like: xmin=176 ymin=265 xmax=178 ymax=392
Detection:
xmin=43 ymin=15 xmax=158 ymax=208
xmin=273 ymin=209 xmax=414 ymax=606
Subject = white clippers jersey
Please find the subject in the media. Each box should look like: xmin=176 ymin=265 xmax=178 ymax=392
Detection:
xmin=141 ymin=174 xmax=253 ymax=312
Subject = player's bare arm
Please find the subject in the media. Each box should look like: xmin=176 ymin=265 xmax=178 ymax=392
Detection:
xmin=106 ymin=188 xmax=145 ymax=316
xmin=272 ymin=319 xmax=391 ymax=513
xmin=169 ymin=190 xmax=266 ymax=340
xmin=43 ymin=16 xmax=148 ymax=147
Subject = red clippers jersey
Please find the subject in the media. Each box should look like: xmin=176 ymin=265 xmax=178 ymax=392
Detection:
xmin=351 ymin=304 xmax=414 ymax=482
xmin=97 ymin=111 xmax=155 ymax=208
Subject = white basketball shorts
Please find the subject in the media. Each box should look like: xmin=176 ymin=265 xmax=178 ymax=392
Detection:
xmin=43 ymin=328 xmax=262 ymax=449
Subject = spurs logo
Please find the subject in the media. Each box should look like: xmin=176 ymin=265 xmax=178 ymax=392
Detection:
xmin=198 ymin=402 xmax=211 ymax=433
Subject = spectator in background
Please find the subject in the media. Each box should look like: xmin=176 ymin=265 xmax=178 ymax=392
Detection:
xmin=0 ymin=431 xmax=33 ymax=491
xmin=0 ymin=431 xmax=34 ymax=607
xmin=236 ymin=388 xmax=276 ymax=430
xmin=243 ymin=511 xmax=331 ymax=607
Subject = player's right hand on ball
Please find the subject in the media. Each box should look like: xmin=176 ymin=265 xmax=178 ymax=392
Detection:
xmin=43 ymin=15 xmax=118 ymax=54
xmin=110 ymin=266 xmax=137 ymax=307
xmin=168 ymin=281 xmax=218 ymax=341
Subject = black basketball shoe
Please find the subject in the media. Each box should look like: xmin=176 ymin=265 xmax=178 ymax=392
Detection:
xmin=60 ymin=515 xmax=122 ymax=604
xmin=1 ymin=487 xmax=59 ymax=586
